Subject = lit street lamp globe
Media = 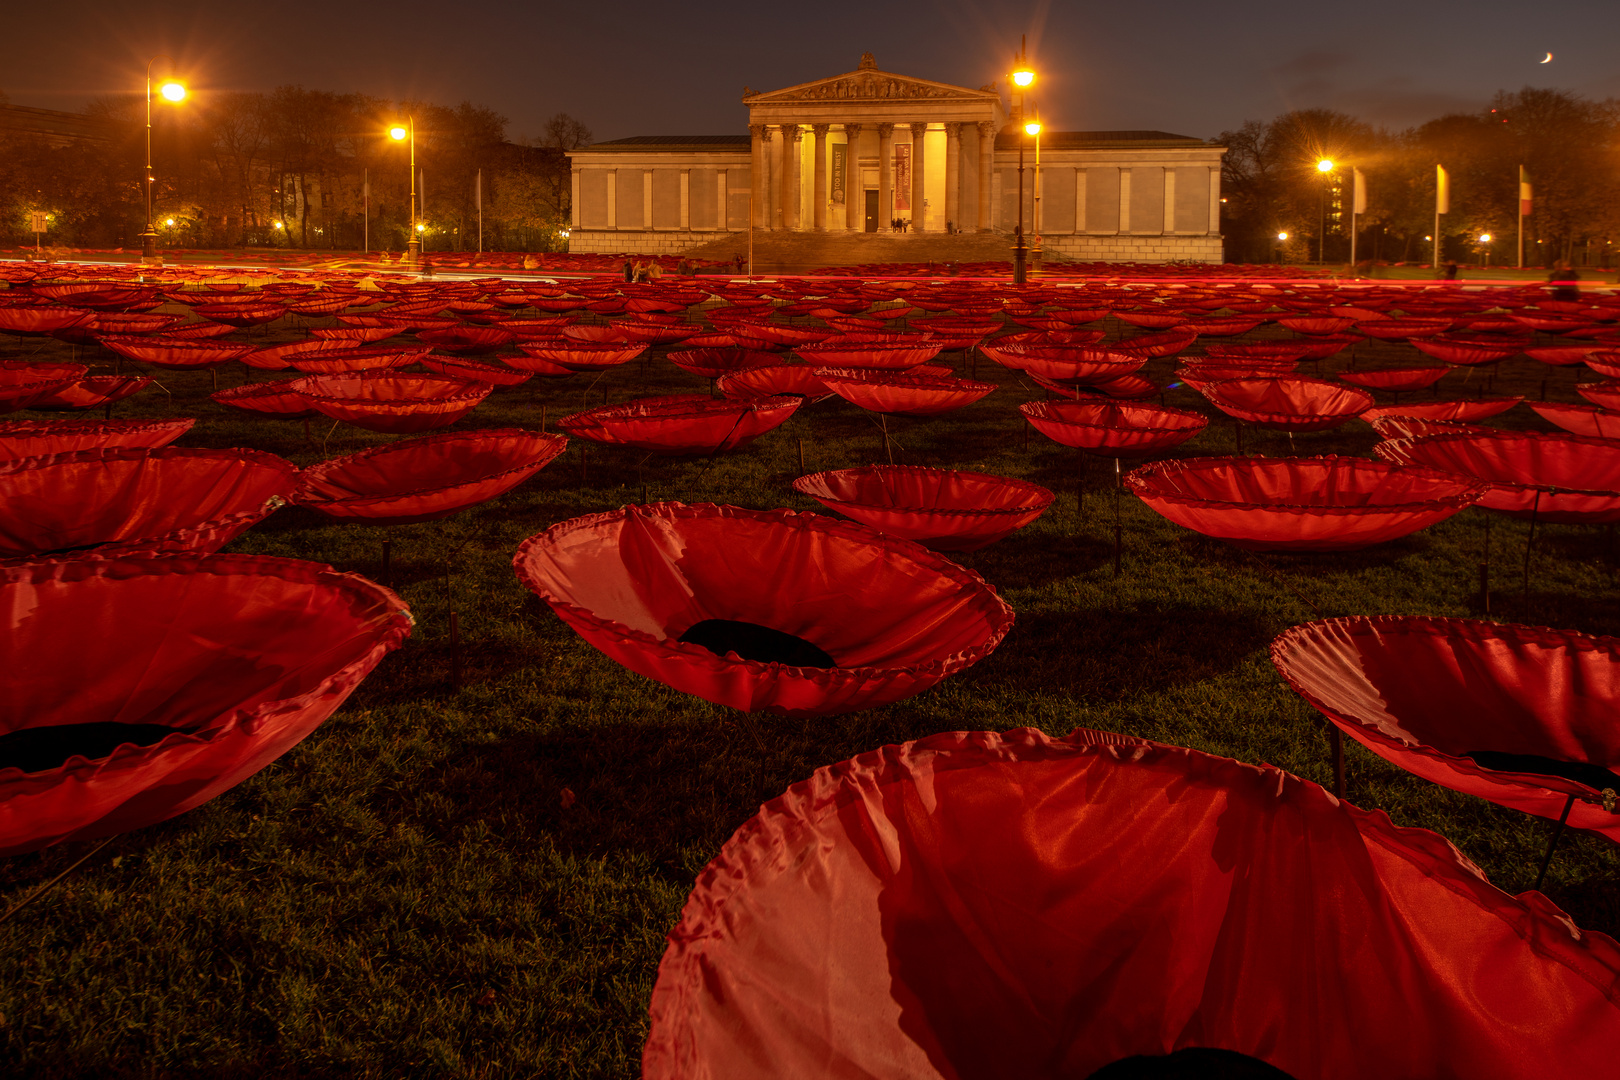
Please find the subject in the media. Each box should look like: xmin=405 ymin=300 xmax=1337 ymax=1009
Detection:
xmin=389 ymin=126 xmax=408 ymax=142
xmin=1316 ymin=158 xmax=1334 ymax=173
xmin=159 ymin=81 xmax=186 ymax=103
xmin=1024 ymin=120 xmax=1041 ymax=137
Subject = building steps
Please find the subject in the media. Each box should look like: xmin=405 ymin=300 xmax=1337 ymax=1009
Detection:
xmin=676 ymin=229 xmax=1051 ymax=273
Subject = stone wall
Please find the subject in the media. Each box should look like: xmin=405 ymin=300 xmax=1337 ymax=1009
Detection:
xmin=1038 ymin=233 xmax=1224 ymax=264
xmin=569 ymin=229 xmax=746 ymax=256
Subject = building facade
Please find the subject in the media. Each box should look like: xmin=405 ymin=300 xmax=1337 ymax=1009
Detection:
xmin=567 ymin=53 xmax=1224 ymax=262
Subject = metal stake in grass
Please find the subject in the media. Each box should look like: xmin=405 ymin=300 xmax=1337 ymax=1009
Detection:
xmin=798 ymin=438 xmax=805 ymax=475
xmin=1532 ymin=793 xmax=1577 ymax=893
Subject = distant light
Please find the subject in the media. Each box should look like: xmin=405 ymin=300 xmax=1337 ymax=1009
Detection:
xmin=1024 ymin=120 xmax=1042 ymax=136
xmin=1316 ymin=158 xmax=1334 ymax=173
xmin=1277 ymin=232 xmax=1289 ymax=240
xmin=273 ymin=221 xmax=284 ymax=230
xmin=1424 ymin=235 xmax=1432 ymax=241
xmin=159 ymin=81 xmax=186 ymax=103
xmin=389 ymin=125 xmax=408 ymax=141
xmin=164 ymin=218 xmax=175 ymax=226
xmin=1479 ymin=233 xmax=1492 ymax=243
xmin=415 ymin=223 xmax=425 ymax=232
xmin=1011 ymin=68 xmax=1035 ymax=88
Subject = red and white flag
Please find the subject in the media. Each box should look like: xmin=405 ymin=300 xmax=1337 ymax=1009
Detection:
xmin=1519 ymin=165 xmax=1532 ymax=217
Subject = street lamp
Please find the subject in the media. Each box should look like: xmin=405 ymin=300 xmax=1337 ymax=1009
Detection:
xmin=1479 ymin=232 xmax=1493 ymax=268
xmin=1026 ymin=115 xmax=1042 ymax=272
xmin=389 ymin=119 xmax=420 ymax=266
xmin=1315 ymin=158 xmax=1334 ymax=265
xmin=140 ymin=57 xmax=187 ymax=263
xmin=1010 ymin=37 xmax=1036 ymax=285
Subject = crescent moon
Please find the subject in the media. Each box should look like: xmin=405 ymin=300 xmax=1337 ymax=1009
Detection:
xmin=1541 ymin=52 xmax=1554 ymax=63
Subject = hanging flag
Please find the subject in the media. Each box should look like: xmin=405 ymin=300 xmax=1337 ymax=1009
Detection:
xmin=1436 ymin=165 xmax=1449 ymax=215
xmin=363 ymin=175 xmax=370 ymax=212
xmin=476 ymin=169 xmax=482 ymax=212
xmin=1352 ymin=168 xmax=1367 ymax=215
xmin=1520 ymin=165 xmax=1532 ymax=217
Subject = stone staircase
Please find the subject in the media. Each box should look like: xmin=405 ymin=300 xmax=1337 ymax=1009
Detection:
xmin=679 ymin=229 xmax=1049 ymax=274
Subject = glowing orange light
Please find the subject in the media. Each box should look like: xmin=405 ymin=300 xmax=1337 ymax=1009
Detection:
xmin=159 ymin=81 xmax=186 ymax=103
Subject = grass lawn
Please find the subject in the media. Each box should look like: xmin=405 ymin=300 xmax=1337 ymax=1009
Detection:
xmin=2 ymin=281 xmax=1617 ymax=1077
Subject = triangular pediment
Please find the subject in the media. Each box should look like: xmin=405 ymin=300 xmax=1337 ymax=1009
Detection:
xmin=746 ymin=65 xmax=998 ymax=105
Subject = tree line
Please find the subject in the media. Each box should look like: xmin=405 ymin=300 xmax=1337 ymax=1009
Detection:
xmin=1219 ymin=87 xmax=1619 ymax=268
xmin=0 ymin=86 xmax=593 ymax=253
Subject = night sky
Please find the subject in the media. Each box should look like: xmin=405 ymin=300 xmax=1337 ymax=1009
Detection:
xmin=8 ymin=0 xmax=1616 ymax=143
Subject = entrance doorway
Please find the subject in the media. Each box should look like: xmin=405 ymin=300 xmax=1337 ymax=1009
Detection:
xmin=864 ymin=190 xmax=879 ymax=232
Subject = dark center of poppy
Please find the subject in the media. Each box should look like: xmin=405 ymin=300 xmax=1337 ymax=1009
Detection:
xmin=1083 ymin=1047 xmax=1298 ymax=1079
xmin=0 ymin=722 xmax=183 ymax=774
xmin=677 ymin=619 xmax=836 ymax=668
xmin=1466 ymin=750 xmax=1620 ymax=792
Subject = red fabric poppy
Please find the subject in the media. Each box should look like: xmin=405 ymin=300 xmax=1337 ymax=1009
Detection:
xmin=665 ymin=348 xmax=778 ymax=380
xmin=101 ymin=337 xmax=257 ymax=369
xmin=415 ymin=326 xmax=517 ymax=354
xmin=1526 ymin=345 xmax=1601 ymax=366
xmin=27 ymin=375 xmax=151 ymax=411
xmin=211 ymin=380 xmax=319 ymax=418
xmin=285 ymin=345 xmax=429 ymax=374
xmin=311 ymin=326 xmax=399 ymax=344
xmin=1272 ymin=616 xmax=1620 ymax=840
xmin=419 ymin=355 xmax=532 ymax=385
xmin=189 ymin=303 xmax=287 ymax=328
xmin=1361 ymin=397 xmax=1521 ymax=424
xmin=1022 ymin=399 xmax=1208 ymax=456
xmin=1376 ymin=429 xmax=1620 ymax=522
xmin=0 ymin=417 xmax=194 ymax=462
xmin=0 ymin=306 xmax=91 ymax=335
xmin=644 ymin=727 xmax=1620 ymax=1080
xmin=1276 ymin=314 xmax=1356 ymax=334
xmin=796 ymin=337 xmax=944 ymax=370
xmin=290 ymin=372 xmax=492 ymax=434
xmin=1577 ymin=380 xmax=1620 ymax=412
xmin=717 ymin=365 xmax=832 ymax=401
xmin=1529 ymin=402 xmax=1620 ymax=439
xmin=558 ymin=394 xmax=800 ymax=455
xmin=1365 ymin=414 xmax=1486 ymax=441
xmin=792 ymin=466 xmax=1053 ymax=551
xmin=1200 ymin=376 xmax=1373 ymax=432
xmin=1126 ymin=454 xmax=1486 ymax=551
xmin=814 ymin=368 xmax=995 ymax=416
xmin=297 ymin=428 xmax=567 ymax=525
xmin=1336 ymin=366 xmax=1449 ymax=393
xmin=0 ymin=446 xmax=299 ymax=559
xmin=0 ymin=553 xmax=411 ymax=855
xmin=1353 ymin=318 xmax=1451 ymax=340
xmin=1410 ymin=337 xmax=1524 ymax=366
xmin=513 ymin=503 xmax=1013 ymax=716
xmin=516 ymin=341 xmax=648 ymax=372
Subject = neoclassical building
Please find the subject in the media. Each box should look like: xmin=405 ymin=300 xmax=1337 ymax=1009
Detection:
xmin=567 ymin=53 xmax=1224 ymax=262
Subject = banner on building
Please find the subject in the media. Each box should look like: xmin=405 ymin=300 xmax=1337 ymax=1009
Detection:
xmin=831 ymin=145 xmax=846 ymax=204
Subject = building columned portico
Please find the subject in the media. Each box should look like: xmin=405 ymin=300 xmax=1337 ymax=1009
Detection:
xmin=566 ymin=52 xmax=1226 ymax=262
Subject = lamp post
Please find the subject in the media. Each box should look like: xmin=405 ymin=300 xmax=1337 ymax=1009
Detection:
xmin=1010 ymin=39 xmax=1036 ymax=285
xmin=1479 ymin=232 xmax=1492 ymax=269
xmin=1315 ymin=158 xmax=1334 ymax=265
xmin=140 ymin=57 xmax=186 ymax=263
xmin=389 ymin=119 xmax=421 ymax=267
xmin=1027 ymin=113 xmax=1043 ymax=273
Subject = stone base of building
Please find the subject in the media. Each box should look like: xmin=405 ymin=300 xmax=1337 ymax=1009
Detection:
xmin=569 ymin=229 xmax=743 ymax=256
xmin=1035 ymin=234 xmax=1224 ymax=264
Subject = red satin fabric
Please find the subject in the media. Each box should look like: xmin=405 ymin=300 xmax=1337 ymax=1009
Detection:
xmin=241 ymin=338 xmax=355 ymax=371
xmin=1361 ymin=397 xmax=1521 ymax=424
xmin=796 ymin=338 xmax=944 ymax=370
xmin=1365 ymin=415 xmax=1485 ymax=441
xmin=516 ymin=341 xmax=648 ymax=371
xmin=1375 ymin=430 xmax=1620 ymax=522
xmin=101 ymin=337 xmax=256 ymax=368
xmin=1410 ymin=337 xmax=1523 ymax=365
xmin=1336 ymin=366 xmax=1449 ymax=392
xmin=1126 ymin=455 xmax=1485 ymax=551
xmin=290 ymin=372 xmax=492 ymax=434
xmin=814 ymin=368 xmax=995 ymax=416
xmin=0 ymin=306 xmax=90 ymax=334
xmin=791 ymin=466 xmax=1054 ymax=551
xmin=1272 ymin=617 xmax=1620 ymax=839
xmin=212 ymin=381 xmax=319 ymax=418
xmin=416 ymin=326 xmax=516 ymax=354
xmin=0 ymin=446 xmax=299 ymax=559
xmin=26 ymin=374 xmax=150 ymax=411
xmin=0 ymin=418 xmax=194 ymax=462
xmin=1021 ymin=399 xmax=1208 ymax=455
xmin=285 ymin=345 xmax=429 ymax=374
xmin=419 ymin=355 xmax=532 ymax=385
xmin=0 ymin=554 xmax=411 ymax=855
xmin=1529 ymin=402 xmax=1620 ymax=438
xmin=1577 ymin=380 xmax=1620 ymax=412
xmin=513 ymin=502 xmax=1013 ymax=716
xmin=1200 ymin=376 xmax=1373 ymax=432
xmin=558 ymin=394 xmax=800 ymax=454
xmin=666 ymin=348 xmax=778 ymax=380
xmin=717 ymin=365 xmax=832 ymax=401
xmin=298 ymin=428 xmax=567 ymax=524
xmin=644 ymin=728 xmax=1620 ymax=1080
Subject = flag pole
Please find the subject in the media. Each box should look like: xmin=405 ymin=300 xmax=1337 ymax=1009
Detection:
xmin=363 ymin=168 xmax=369 ymax=254
xmin=477 ymin=168 xmax=483 ymax=254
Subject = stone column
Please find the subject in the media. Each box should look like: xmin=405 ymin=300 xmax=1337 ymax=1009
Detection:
xmin=1119 ymin=169 xmax=1133 ymax=233
xmin=680 ymin=169 xmax=691 ymax=230
xmin=812 ymin=124 xmax=830 ymax=231
xmin=717 ymin=168 xmax=729 ymax=230
xmin=1162 ymin=169 xmax=1176 ymax=235
xmin=642 ymin=171 xmax=653 ymax=231
xmin=606 ymin=169 xmax=617 ymax=229
xmin=571 ymin=170 xmax=581 ymax=228
xmin=780 ymin=124 xmax=802 ymax=231
xmin=749 ymin=125 xmax=768 ymax=228
xmin=843 ymin=123 xmax=863 ymax=230
xmin=877 ymin=122 xmax=895 ymax=232
xmin=976 ymin=121 xmax=995 ymax=231
xmin=1208 ymin=168 xmax=1221 ymax=236
xmin=909 ymin=122 xmax=928 ymax=233
xmin=944 ymin=123 xmax=961 ymax=233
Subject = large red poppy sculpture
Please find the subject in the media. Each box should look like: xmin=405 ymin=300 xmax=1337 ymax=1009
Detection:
xmin=513 ymin=503 xmax=1013 ymax=716
xmin=0 ymin=553 xmax=411 ymax=855
xmin=1272 ymin=616 xmax=1620 ymax=840
xmin=717 ymin=365 xmax=833 ymax=401
xmin=0 ymin=417 xmax=195 ymax=462
xmin=814 ymin=368 xmax=996 ymax=417
xmin=1126 ymin=455 xmax=1486 ymax=551
xmin=796 ymin=336 xmax=944 ymax=371
xmin=298 ymin=429 xmax=568 ymax=525
xmin=290 ymin=372 xmax=493 ymax=434
xmin=0 ymin=446 xmax=299 ymax=560
xmin=792 ymin=466 xmax=1054 ymax=551
xmin=1200 ymin=376 xmax=1374 ymax=432
xmin=1021 ymin=399 xmax=1208 ymax=457
xmin=644 ymin=727 xmax=1620 ymax=1080
xmin=558 ymin=395 xmax=800 ymax=455
xmin=1375 ymin=429 xmax=1620 ymax=523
